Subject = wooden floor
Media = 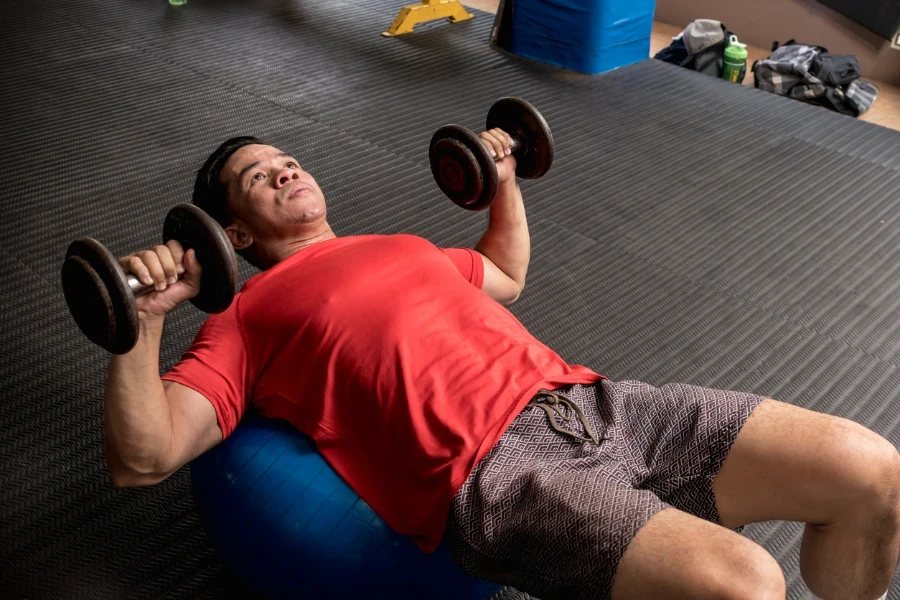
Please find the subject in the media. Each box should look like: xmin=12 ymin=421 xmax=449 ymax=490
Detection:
xmin=459 ymin=1 xmax=900 ymax=132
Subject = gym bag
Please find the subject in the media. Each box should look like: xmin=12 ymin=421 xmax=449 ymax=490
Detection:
xmin=752 ymin=40 xmax=878 ymax=117
xmin=654 ymin=19 xmax=746 ymax=83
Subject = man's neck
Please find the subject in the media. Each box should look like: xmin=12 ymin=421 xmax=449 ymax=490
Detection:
xmin=266 ymin=225 xmax=338 ymax=267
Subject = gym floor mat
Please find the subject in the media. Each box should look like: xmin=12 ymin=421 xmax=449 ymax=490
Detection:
xmin=1 ymin=0 xmax=899 ymax=598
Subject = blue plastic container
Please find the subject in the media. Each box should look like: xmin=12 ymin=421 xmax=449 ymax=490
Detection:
xmin=507 ymin=0 xmax=656 ymax=74
xmin=190 ymin=415 xmax=501 ymax=600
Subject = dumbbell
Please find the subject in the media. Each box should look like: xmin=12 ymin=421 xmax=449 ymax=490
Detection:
xmin=61 ymin=204 xmax=239 ymax=355
xmin=429 ymin=97 xmax=554 ymax=211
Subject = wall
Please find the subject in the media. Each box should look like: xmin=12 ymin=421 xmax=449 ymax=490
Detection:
xmin=654 ymin=0 xmax=900 ymax=85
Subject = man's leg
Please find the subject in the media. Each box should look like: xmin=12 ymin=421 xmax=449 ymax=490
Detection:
xmin=610 ymin=507 xmax=786 ymax=600
xmin=712 ymin=399 xmax=900 ymax=600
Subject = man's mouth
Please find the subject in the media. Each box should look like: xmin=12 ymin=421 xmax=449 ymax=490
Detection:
xmin=288 ymin=184 xmax=310 ymax=199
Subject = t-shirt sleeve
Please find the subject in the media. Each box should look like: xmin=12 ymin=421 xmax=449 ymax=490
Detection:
xmin=440 ymin=247 xmax=485 ymax=289
xmin=161 ymin=300 xmax=249 ymax=439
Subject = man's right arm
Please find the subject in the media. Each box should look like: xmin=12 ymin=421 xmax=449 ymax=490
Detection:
xmin=104 ymin=315 xmax=222 ymax=487
xmin=103 ymin=241 xmax=223 ymax=487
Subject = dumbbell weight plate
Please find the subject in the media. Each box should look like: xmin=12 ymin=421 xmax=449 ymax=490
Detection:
xmin=429 ymin=125 xmax=498 ymax=211
xmin=62 ymin=237 xmax=139 ymax=354
xmin=162 ymin=204 xmax=238 ymax=314
xmin=486 ymin=97 xmax=554 ymax=179
xmin=430 ymin=139 xmax=483 ymax=206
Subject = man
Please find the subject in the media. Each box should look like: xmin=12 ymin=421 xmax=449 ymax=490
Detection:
xmin=105 ymin=131 xmax=900 ymax=600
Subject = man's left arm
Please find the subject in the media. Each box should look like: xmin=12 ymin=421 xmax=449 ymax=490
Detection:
xmin=473 ymin=128 xmax=529 ymax=305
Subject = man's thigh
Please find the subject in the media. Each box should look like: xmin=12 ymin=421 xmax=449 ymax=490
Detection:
xmin=610 ymin=507 xmax=785 ymax=600
xmin=712 ymin=398 xmax=900 ymax=528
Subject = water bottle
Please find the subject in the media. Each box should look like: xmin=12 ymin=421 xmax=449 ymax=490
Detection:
xmin=722 ymin=35 xmax=748 ymax=83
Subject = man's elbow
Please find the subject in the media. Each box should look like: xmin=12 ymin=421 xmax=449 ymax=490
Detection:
xmin=106 ymin=454 xmax=173 ymax=488
xmin=108 ymin=468 xmax=140 ymax=488
xmin=502 ymin=283 xmax=525 ymax=305
xmin=108 ymin=466 xmax=171 ymax=488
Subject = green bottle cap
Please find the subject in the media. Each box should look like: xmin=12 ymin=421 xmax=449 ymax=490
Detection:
xmin=725 ymin=35 xmax=748 ymax=60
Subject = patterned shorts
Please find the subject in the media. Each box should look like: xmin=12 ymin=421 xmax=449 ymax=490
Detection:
xmin=445 ymin=379 xmax=766 ymax=600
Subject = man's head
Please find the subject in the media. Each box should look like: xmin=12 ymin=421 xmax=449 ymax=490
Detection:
xmin=192 ymin=136 xmax=329 ymax=269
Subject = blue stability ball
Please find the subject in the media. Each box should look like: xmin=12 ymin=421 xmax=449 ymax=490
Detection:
xmin=190 ymin=416 xmax=501 ymax=600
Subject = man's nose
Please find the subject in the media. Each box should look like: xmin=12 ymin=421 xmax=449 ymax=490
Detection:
xmin=276 ymin=168 xmax=299 ymax=187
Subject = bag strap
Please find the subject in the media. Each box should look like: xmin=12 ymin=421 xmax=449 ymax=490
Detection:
xmin=771 ymin=39 xmax=829 ymax=54
xmin=678 ymin=53 xmax=697 ymax=68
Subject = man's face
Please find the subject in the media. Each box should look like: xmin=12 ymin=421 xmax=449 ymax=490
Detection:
xmin=219 ymin=144 xmax=327 ymax=244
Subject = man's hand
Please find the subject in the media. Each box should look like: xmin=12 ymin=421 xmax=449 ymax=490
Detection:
xmin=118 ymin=240 xmax=202 ymax=321
xmin=479 ymin=128 xmax=517 ymax=185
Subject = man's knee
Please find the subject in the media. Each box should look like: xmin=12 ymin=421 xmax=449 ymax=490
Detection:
xmin=704 ymin=542 xmax=786 ymax=600
xmin=842 ymin=432 xmax=900 ymax=521
xmin=863 ymin=439 xmax=900 ymax=537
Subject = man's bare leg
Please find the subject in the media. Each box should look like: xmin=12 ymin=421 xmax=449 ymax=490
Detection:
xmin=713 ymin=399 xmax=900 ymax=600
xmin=610 ymin=507 xmax=786 ymax=599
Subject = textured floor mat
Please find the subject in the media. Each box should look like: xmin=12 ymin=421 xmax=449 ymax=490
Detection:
xmin=2 ymin=0 xmax=899 ymax=598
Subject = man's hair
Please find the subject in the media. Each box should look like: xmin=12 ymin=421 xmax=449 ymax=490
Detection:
xmin=192 ymin=136 xmax=267 ymax=270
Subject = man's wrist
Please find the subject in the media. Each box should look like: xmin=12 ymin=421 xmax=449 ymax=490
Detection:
xmin=138 ymin=314 xmax=166 ymax=337
xmin=496 ymin=178 xmax=520 ymax=197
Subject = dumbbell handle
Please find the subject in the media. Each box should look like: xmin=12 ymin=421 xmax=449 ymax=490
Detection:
xmin=126 ymin=272 xmax=183 ymax=297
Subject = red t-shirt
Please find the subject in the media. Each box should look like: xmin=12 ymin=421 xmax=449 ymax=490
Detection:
xmin=162 ymin=234 xmax=603 ymax=551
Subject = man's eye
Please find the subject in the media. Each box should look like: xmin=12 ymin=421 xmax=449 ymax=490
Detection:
xmin=286 ymin=162 xmax=298 ymax=169
xmin=252 ymin=173 xmax=264 ymax=182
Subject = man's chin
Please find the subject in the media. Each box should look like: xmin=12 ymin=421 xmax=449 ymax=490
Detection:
xmin=285 ymin=204 xmax=327 ymax=223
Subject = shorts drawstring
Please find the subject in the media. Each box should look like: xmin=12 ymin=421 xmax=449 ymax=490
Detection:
xmin=526 ymin=389 xmax=601 ymax=445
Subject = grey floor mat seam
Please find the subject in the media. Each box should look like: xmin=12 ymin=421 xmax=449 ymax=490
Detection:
xmin=785 ymin=132 xmax=900 ymax=173
xmin=544 ymin=129 xmax=900 ymax=369
xmin=644 ymin=62 xmax=900 ymax=173
xmin=617 ymin=245 xmax=900 ymax=368
xmin=53 ymin=10 xmax=450 ymax=176
xmin=561 ymin=147 xmax=900 ymax=366
xmin=557 ymin=222 xmax=900 ymax=375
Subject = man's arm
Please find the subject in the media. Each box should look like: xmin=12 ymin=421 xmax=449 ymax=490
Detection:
xmin=104 ymin=242 xmax=222 ymax=487
xmin=105 ymin=320 xmax=221 ymax=487
xmin=473 ymin=129 xmax=529 ymax=305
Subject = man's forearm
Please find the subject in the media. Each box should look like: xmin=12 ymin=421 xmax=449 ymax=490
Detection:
xmin=104 ymin=316 xmax=174 ymax=482
xmin=474 ymin=180 xmax=529 ymax=288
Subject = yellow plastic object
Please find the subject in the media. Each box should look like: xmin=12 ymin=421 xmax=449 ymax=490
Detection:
xmin=382 ymin=0 xmax=474 ymax=37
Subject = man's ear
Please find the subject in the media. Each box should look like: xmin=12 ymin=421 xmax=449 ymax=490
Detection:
xmin=225 ymin=223 xmax=253 ymax=251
